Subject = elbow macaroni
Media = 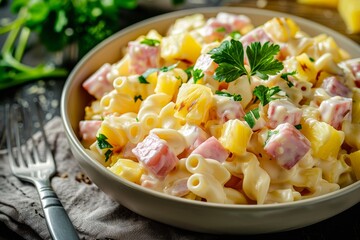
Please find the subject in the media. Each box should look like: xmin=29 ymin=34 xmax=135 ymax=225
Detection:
xmin=80 ymin=12 xmax=360 ymax=205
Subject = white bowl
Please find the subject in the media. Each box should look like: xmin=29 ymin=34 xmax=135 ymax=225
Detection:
xmin=61 ymin=7 xmax=360 ymax=234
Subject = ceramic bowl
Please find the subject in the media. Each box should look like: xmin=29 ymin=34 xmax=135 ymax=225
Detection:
xmin=61 ymin=7 xmax=360 ymax=234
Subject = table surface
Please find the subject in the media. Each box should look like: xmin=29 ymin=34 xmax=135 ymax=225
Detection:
xmin=1 ymin=0 xmax=360 ymax=239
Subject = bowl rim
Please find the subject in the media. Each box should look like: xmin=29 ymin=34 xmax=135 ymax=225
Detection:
xmin=61 ymin=6 xmax=360 ymax=210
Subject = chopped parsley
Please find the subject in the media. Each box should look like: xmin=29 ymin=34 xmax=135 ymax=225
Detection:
xmin=184 ymin=66 xmax=194 ymax=80
xmin=280 ymin=71 xmax=296 ymax=87
xmin=209 ymin=40 xmax=283 ymax=82
xmin=140 ymin=38 xmax=160 ymax=46
xmin=138 ymin=63 xmax=179 ymax=84
xmin=244 ymin=108 xmax=260 ymax=128
xmin=134 ymin=95 xmax=143 ymax=102
xmin=96 ymin=133 xmax=113 ymax=162
xmin=295 ymin=124 xmax=302 ymax=130
xmin=215 ymin=90 xmax=242 ymax=101
xmin=253 ymin=85 xmax=281 ymax=106
xmin=229 ymin=30 xmax=241 ymax=40
xmin=309 ymin=57 xmax=315 ymax=62
xmin=265 ymin=130 xmax=279 ymax=145
xmin=193 ymin=69 xmax=204 ymax=83
xmin=216 ymin=27 xmax=226 ymax=32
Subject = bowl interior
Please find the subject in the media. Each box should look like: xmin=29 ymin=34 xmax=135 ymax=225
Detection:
xmin=61 ymin=6 xmax=360 ymax=234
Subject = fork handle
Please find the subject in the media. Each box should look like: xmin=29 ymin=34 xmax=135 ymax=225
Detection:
xmin=35 ymin=180 xmax=79 ymax=240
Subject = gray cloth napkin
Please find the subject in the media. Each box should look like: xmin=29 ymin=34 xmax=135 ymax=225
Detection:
xmin=0 ymin=117 xmax=224 ymax=240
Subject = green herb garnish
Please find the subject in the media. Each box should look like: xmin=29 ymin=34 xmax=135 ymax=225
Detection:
xmin=295 ymin=124 xmax=302 ymax=130
xmin=229 ymin=30 xmax=241 ymax=40
xmin=209 ymin=40 xmax=283 ymax=82
xmin=280 ymin=71 xmax=296 ymax=87
xmin=253 ymin=85 xmax=281 ymax=106
xmin=244 ymin=108 xmax=260 ymax=128
xmin=134 ymin=95 xmax=143 ymax=102
xmin=97 ymin=133 xmax=113 ymax=162
xmin=215 ymin=90 xmax=242 ymax=101
xmin=140 ymin=38 xmax=160 ymax=46
xmin=193 ymin=69 xmax=204 ymax=83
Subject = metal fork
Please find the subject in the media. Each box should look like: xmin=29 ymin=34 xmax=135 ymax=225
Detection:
xmin=5 ymin=98 xmax=79 ymax=240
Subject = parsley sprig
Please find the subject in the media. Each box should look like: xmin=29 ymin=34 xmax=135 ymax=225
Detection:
xmin=97 ymin=133 xmax=113 ymax=162
xmin=209 ymin=39 xmax=283 ymax=82
xmin=215 ymin=90 xmax=242 ymax=101
xmin=253 ymin=85 xmax=281 ymax=106
xmin=138 ymin=62 xmax=178 ymax=84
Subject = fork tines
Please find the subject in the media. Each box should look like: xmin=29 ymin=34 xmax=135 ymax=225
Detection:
xmin=6 ymin=98 xmax=55 ymax=176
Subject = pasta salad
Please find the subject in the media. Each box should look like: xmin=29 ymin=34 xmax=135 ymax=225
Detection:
xmin=79 ymin=12 xmax=360 ymax=204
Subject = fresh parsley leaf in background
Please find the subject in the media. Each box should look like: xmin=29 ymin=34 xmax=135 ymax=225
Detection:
xmin=253 ymin=85 xmax=282 ymax=106
xmin=209 ymin=40 xmax=283 ymax=82
xmin=215 ymin=90 xmax=242 ymax=101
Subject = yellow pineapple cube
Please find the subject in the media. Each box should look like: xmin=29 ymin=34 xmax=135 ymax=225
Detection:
xmin=155 ymin=68 xmax=188 ymax=98
xmin=301 ymin=118 xmax=344 ymax=160
xmin=174 ymin=83 xmax=213 ymax=124
xmin=161 ymin=32 xmax=202 ymax=64
xmin=295 ymin=53 xmax=317 ymax=84
xmin=338 ymin=0 xmax=360 ymax=33
xmin=263 ymin=17 xmax=299 ymax=42
xmin=109 ymin=158 xmax=144 ymax=184
xmin=219 ymin=119 xmax=252 ymax=156
xmin=349 ymin=150 xmax=360 ymax=180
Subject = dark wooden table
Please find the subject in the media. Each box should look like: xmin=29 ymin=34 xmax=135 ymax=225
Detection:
xmin=1 ymin=0 xmax=359 ymax=239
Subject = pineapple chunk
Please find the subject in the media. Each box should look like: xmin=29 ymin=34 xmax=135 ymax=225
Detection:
xmin=301 ymin=118 xmax=344 ymax=160
xmin=174 ymin=83 xmax=213 ymax=124
xmin=155 ymin=68 xmax=188 ymax=98
xmin=219 ymin=119 xmax=252 ymax=156
xmin=349 ymin=150 xmax=360 ymax=180
xmin=109 ymin=158 xmax=144 ymax=184
xmin=263 ymin=17 xmax=299 ymax=42
xmin=161 ymin=32 xmax=202 ymax=64
xmin=297 ymin=0 xmax=338 ymax=8
xmin=338 ymin=0 xmax=360 ymax=33
xmin=295 ymin=53 xmax=317 ymax=84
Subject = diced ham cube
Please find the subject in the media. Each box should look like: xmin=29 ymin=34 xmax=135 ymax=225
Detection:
xmin=79 ymin=120 xmax=102 ymax=143
xmin=178 ymin=124 xmax=209 ymax=156
xmin=192 ymin=136 xmax=229 ymax=162
xmin=321 ymin=76 xmax=351 ymax=97
xmin=216 ymin=12 xmax=251 ymax=32
xmin=264 ymin=123 xmax=311 ymax=170
xmin=240 ymin=27 xmax=273 ymax=49
xmin=82 ymin=63 xmax=113 ymax=99
xmin=214 ymin=95 xmax=245 ymax=123
xmin=200 ymin=18 xmax=232 ymax=43
xmin=164 ymin=178 xmax=190 ymax=197
xmin=128 ymin=41 xmax=160 ymax=75
xmin=319 ymin=96 xmax=352 ymax=130
xmin=193 ymin=54 xmax=218 ymax=76
xmin=349 ymin=60 xmax=360 ymax=87
xmin=267 ymin=99 xmax=302 ymax=129
xmin=132 ymin=133 xmax=178 ymax=178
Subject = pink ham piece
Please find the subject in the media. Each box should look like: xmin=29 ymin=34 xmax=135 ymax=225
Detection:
xmin=321 ymin=76 xmax=351 ymax=97
xmin=267 ymin=99 xmax=302 ymax=129
xmin=216 ymin=12 xmax=251 ymax=32
xmin=240 ymin=27 xmax=273 ymax=49
xmin=348 ymin=60 xmax=360 ymax=87
xmin=128 ymin=41 xmax=160 ymax=75
xmin=319 ymin=96 xmax=352 ymax=130
xmin=264 ymin=123 xmax=311 ymax=170
xmin=201 ymin=18 xmax=232 ymax=43
xmin=82 ymin=63 xmax=113 ymax=99
xmin=191 ymin=136 xmax=229 ymax=163
xmin=193 ymin=54 xmax=218 ymax=76
xmin=132 ymin=133 xmax=178 ymax=178
xmin=216 ymin=98 xmax=245 ymax=123
xmin=79 ymin=120 xmax=102 ymax=143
